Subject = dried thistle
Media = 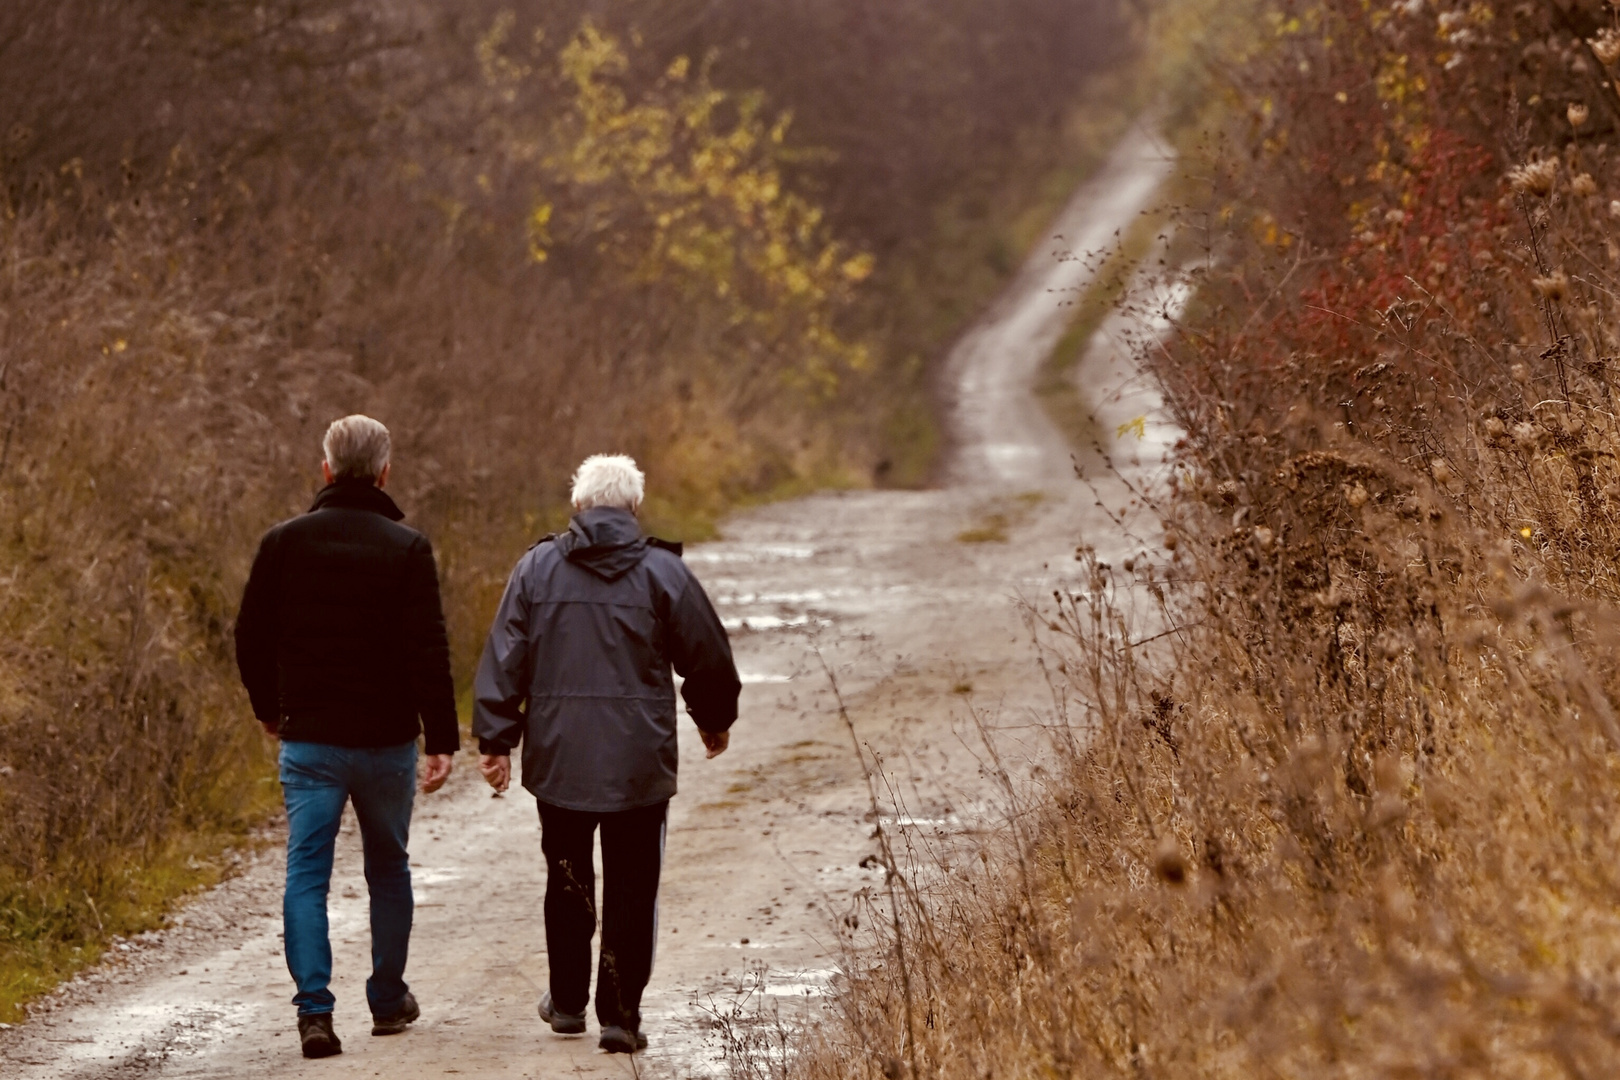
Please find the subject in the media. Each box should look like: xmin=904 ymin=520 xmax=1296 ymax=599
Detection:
xmin=1153 ymin=836 xmax=1188 ymax=886
xmin=1569 ymin=102 xmax=1591 ymax=128
xmin=1573 ymin=172 xmax=1599 ymax=198
xmin=1592 ymin=28 xmax=1620 ymax=66
xmin=1508 ymin=158 xmax=1558 ymax=197
xmin=1533 ymin=271 xmax=1570 ymax=301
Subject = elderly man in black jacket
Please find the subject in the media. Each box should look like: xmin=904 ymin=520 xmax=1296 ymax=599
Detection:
xmin=235 ymin=414 xmax=459 ymax=1059
xmin=473 ymin=453 xmax=740 ymax=1055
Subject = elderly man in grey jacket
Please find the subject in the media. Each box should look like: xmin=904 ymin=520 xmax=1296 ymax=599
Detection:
xmin=473 ymin=454 xmax=740 ymax=1055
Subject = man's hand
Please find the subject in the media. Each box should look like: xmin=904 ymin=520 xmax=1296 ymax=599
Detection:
xmin=700 ymin=729 xmax=730 ymax=759
xmin=260 ymin=721 xmax=280 ymax=739
xmin=479 ymin=754 xmax=511 ymax=794
xmin=421 ymin=753 xmax=453 ymax=794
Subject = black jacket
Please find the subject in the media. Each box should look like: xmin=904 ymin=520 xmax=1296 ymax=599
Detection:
xmin=234 ymin=480 xmax=460 ymax=755
xmin=472 ymin=506 xmax=741 ymax=812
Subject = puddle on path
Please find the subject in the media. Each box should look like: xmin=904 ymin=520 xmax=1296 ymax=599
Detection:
xmin=721 ymin=614 xmax=832 ymax=632
xmin=686 ymin=545 xmax=817 ymax=564
xmin=882 ymin=815 xmax=962 ymax=830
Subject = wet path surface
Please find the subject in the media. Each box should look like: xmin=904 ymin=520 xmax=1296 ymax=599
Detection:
xmin=0 ymin=127 xmax=1174 ymax=1079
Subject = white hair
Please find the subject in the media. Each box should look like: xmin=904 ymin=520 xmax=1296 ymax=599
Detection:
xmin=571 ymin=454 xmax=645 ymax=511
xmin=323 ymin=414 xmax=391 ymax=481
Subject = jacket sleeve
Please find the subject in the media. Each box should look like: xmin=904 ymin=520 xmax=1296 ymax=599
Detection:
xmin=404 ymin=536 xmax=461 ymax=756
xmin=234 ymin=526 xmax=283 ymax=726
xmin=472 ymin=556 xmax=532 ymax=756
xmin=668 ymin=570 xmax=741 ymax=734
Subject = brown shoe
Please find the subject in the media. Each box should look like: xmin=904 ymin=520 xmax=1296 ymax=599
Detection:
xmin=298 ymin=1013 xmax=343 ymax=1058
xmin=539 ymin=991 xmax=586 ymax=1035
xmin=371 ymin=991 xmax=420 ymax=1036
xmin=598 ymin=1025 xmax=648 ymax=1053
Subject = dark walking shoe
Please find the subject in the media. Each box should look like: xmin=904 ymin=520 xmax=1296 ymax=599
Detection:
xmin=298 ymin=1013 xmax=343 ymax=1058
xmin=538 ymin=991 xmax=587 ymax=1035
xmin=371 ymin=990 xmax=421 ymax=1036
xmin=598 ymin=1025 xmax=648 ymax=1054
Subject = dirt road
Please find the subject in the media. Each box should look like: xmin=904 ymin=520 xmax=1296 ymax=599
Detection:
xmin=0 ymin=125 xmax=1173 ymax=1080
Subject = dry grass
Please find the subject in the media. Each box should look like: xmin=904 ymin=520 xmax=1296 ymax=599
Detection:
xmin=1036 ymin=205 xmax=1170 ymax=451
xmin=954 ymin=516 xmax=1012 ymax=544
xmin=788 ymin=1 xmax=1620 ymax=1076
xmin=956 ymin=493 xmax=1046 ymax=544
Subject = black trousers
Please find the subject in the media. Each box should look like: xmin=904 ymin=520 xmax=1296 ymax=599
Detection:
xmin=537 ymin=798 xmax=668 ymax=1030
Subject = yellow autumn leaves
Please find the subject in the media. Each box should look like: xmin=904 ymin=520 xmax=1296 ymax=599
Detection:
xmin=492 ymin=19 xmax=874 ymax=396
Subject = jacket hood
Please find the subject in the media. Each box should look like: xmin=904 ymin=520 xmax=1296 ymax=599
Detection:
xmin=310 ymin=478 xmax=405 ymax=522
xmin=556 ymin=506 xmax=647 ymax=581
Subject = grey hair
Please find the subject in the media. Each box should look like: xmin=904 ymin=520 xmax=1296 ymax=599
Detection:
xmin=571 ymin=454 xmax=645 ymax=511
xmin=323 ymin=414 xmax=391 ymax=481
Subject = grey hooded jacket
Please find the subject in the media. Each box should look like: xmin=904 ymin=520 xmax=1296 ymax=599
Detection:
xmin=472 ymin=506 xmax=741 ymax=812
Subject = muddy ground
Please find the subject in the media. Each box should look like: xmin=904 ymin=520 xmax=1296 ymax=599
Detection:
xmin=0 ymin=126 xmax=1175 ymax=1080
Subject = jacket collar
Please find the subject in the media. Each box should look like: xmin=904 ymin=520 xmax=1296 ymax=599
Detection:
xmin=556 ymin=506 xmax=647 ymax=581
xmin=310 ymin=478 xmax=405 ymax=521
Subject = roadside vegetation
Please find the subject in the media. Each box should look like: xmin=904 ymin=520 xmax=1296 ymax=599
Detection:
xmin=795 ymin=0 xmax=1620 ymax=1075
xmin=1035 ymin=204 xmax=1172 ymax=450
xmin=0 ymin=0 xmax=1140 ymax=1020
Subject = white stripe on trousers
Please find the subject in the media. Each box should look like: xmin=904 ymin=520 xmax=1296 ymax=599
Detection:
xmin=649 ymin=813 xmax=667 ymax=974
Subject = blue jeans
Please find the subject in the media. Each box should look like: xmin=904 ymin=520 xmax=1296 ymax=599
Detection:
xmin=279 ymin=740 xmax=417 ymax=1017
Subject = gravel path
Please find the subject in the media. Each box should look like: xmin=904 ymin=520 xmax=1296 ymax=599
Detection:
xmin=0 ymin=125 xmax=1173 ymax=1080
